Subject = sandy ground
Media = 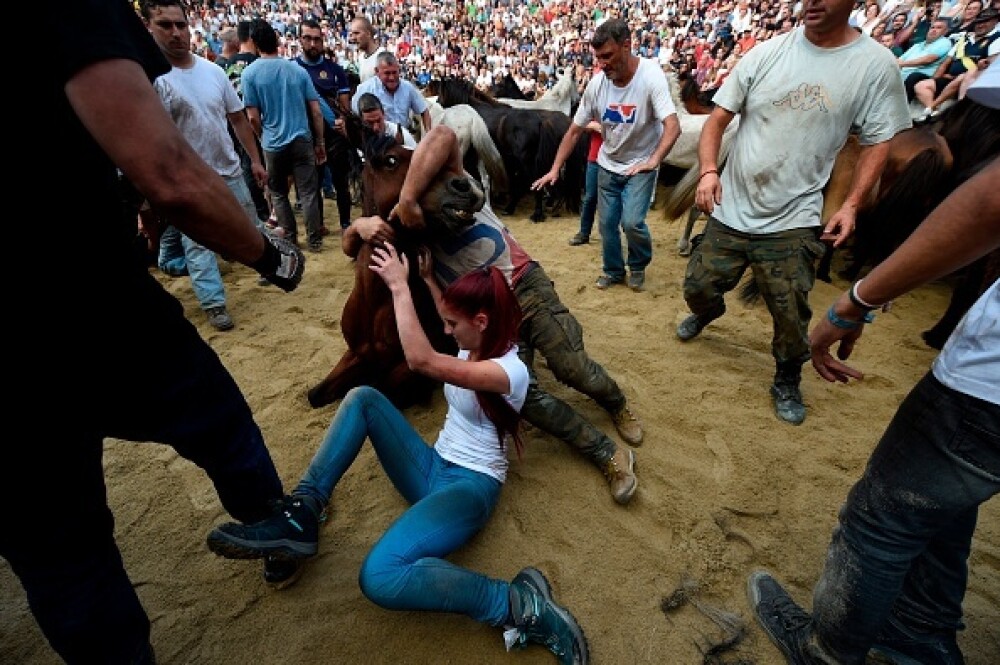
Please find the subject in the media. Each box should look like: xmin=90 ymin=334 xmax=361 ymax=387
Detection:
xmin=2 ymin=188 xmax=997 ymax=665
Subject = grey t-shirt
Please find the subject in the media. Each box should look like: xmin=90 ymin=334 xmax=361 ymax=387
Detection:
xmin=574 ymin=58 xmax=677 ymax=174
xmin=712 ymin=28 xmax=911 ymax=234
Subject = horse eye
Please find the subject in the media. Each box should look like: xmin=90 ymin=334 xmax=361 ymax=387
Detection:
xmin=386 ymin=156 xmax=398 ymax=168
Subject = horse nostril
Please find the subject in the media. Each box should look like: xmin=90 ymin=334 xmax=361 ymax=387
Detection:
xmin=451 ymin=178 xmax=471 ymax=193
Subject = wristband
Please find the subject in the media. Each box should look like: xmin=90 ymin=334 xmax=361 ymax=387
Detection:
xmin=698 ymin=169 xmax=719 ymax=181
xmin=827 ymin=305 xmax=874 ymax=330
xmin=849 ymin=279 xmax=878 ymax=311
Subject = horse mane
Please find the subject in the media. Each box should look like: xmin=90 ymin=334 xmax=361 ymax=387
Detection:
xmin=439 ymin=76 xmax=508 ymax=108
xmin=937 ymin=99 xmax=1000 ymax=181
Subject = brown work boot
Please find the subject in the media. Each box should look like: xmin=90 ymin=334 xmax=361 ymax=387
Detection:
xmin=602 ymin=448 xmax=637 ymax=505
xmin=611 ymin=404 xmax=644 ymax=446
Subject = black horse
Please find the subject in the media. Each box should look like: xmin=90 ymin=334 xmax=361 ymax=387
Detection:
xmin=437 ymin=76 xmax=587 ymax=223
xmin=491 ymin=72 xmax=528 ymax=100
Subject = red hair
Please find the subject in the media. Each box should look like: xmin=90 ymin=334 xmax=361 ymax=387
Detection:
xmin=442 ymin=267 xmax=525 ymax=457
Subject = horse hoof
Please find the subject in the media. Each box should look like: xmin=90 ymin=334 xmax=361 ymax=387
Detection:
xmin=921 ymin=329 xmax=946 ymax=350
xmin=817 ymin=272 xmax=832 ymax=284
xmin=677 ymin=241 xmax=691 ymax=256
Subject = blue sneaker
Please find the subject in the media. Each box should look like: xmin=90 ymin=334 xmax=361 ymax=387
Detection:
xmin=507 ymin=567 xmax=589 ymax=664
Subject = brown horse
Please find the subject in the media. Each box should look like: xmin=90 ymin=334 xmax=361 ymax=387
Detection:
xmin=306 ymin=129 xmax=487 ymax=409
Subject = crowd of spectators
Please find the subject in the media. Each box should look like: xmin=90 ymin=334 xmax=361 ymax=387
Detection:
xmin=176 ymin=0 xmax=998 ymax=104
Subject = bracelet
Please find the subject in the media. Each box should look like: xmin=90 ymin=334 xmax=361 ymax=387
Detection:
xmin=827 ymin=305 xmax=874 ymax=330
xmin=849 ymin=279 xmax=878 ymax=311
xmin=698 ymin=169 xmax=719 ymax=181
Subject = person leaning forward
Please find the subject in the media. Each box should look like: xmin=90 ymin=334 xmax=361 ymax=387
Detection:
xmin=348 ymin=126 xmax=645 ymax=505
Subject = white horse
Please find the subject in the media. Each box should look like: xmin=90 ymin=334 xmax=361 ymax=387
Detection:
xmin=417 ymin=99 xmax=508 ymax=205
xmin=497 ymin=67 xmax=579 ymax=116
xmin=660 ymin=72 xmax=740 ymax=254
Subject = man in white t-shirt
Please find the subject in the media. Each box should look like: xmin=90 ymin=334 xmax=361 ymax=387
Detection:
xmin=533 ymin=19 xmax=681 ymax=294
xmin=349 ymin=16 xmax=387 ymax=82
xmin=677 ymin=0 xmax=911 ymax=425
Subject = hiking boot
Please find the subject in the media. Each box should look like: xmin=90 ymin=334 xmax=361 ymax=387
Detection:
xmin=676 ymin=305 xmax=724 ymax=341
xmin=206 ymin=306 xmax=234 ymax=331
xmin=568 ymin=232 xmax=590 ymax=246
xmin=611 ymin=405 xmax=643 ymax=446
xmin=627 ymin=271 xmax=645 ymax=292
xmin=506 ymin=567 xmax=590 ymax=665
xmin=206 ymin=495 xmax=321 ymax=561
xmin=601 ymin=448 xmax=637 ymax=505
xmin=747 ymin=571 xmax=832 ymax=664
xmin=771 ymin=383 xmax=806 ymax=425
xmin=595 ymin=274 xmax=624 ymax=290
xmin=264 ymin=556 xmax=304 ymax=590
xmin=772 ymin=361 xmax=806 ymax=425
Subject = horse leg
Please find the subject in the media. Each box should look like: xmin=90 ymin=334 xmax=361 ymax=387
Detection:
xmin=307 ymin=351 xmax=370 ymax=408
xmin=677 ymin=206 xmax=700 ymax=256
xmin=531 ymin=188 xmax=546 ymax=223
xmin=921 ymin=254 xmax=990 ymax=350
xmin=816 ymin=243 xmax=835 ymax=283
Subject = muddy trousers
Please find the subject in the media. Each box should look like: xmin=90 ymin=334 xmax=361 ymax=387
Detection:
xmin=514 ymin=263 xmax=626 ymax=465
xmin=682 ymin=217 xmax=825 ymax=365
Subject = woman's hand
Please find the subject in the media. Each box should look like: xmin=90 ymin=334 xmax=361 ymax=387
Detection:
xmin=417 ymin=246 xmax=435 ymax=281
xmin=369 ymin=242 xmax=410 ymax=292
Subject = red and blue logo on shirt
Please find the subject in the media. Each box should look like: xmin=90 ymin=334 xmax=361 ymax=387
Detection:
xmin=602 ymin=103 xmax=638 ymax=123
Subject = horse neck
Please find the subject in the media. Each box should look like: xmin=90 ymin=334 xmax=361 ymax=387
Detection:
xmin=667 ymin=74 xmax=692 ymax=117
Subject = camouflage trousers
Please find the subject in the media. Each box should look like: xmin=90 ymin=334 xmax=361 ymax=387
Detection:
xmin=682 ymin=218 xmax=826 ymax=365
xmin=514 ymin=263 xmax=626 ymax=465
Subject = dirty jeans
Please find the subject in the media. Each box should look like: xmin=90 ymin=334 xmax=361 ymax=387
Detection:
xmin=514 ymin=263 xmax=626 ymax=464
xmin=812 ymin=373 xmax=1000 ymax=664
xmin=682 ymin=217 xmax=825 ymax=364
xmin=293 ymin=387 xmax=510 ymax=625
xmin=158 ymin=225 xmax=226 ymax=311
xmin=597 ymin=166 xmax=656 ymax=280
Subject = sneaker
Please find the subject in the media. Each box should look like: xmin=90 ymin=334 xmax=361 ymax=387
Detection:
xmin=771 ymin=382 xmax=806 ymax=425
xmin=568 ymin=232 xmax=590 ymax=246
xmin=611 ymin=405 xmax=643 ymax=446
xmin=206 ymin=495 xmax=320 ymax=561
xmin=627 ymin=270 xmax=645 ymax=292
xmin=264 ymin=556 xmax=303 ymax=590
xmin=676 ymin=306 xmax=724 ymax=342
xmin=747 ymin=571 xmax=830 ymax=664
xmin=601 ymin=448 xmax=637 ymax=505
xmin=205 ymin=306 xmax=234 ymax=331
xmin=594 ymin=274 xmax=624 ymax=290
xmin=507 ymin=567 xmax=590 ymax=665
xmin=257 ymin=275 xmax=271 ymax=287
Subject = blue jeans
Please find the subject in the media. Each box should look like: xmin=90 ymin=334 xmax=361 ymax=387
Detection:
xmin=223 ymin=172 xmax=266 ymax=234
xmin=264 ymin=137 xmax=322 ymax=246
xmin=812 ymin=373 xmax=1000 ymax=664
xmin=157 ymin=226 xmax=226 ymax=311
xmin=597 ymin=166 xmax=656 ymax=279
xmin=294 ymin=387 xmax=510 ymax=625
xmin=577 ymin=161 xmax=599 ymax=238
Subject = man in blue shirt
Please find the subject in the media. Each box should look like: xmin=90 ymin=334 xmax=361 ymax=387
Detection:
xmin=295 ymin=18 xmax=353 ymax=231
xmin=352 ymin=52 xmax=432 ymax=135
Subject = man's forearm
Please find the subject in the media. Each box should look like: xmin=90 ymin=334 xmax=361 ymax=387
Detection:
xmin=398 ymin=126 xmax=462 ymax=204
xmin=650 ymin=115 xmax=681 ymax=164
xmin=842 ymin=141 xmax=889 ymax=210
xmin=697 ymin=108 xmax=732 ymax=172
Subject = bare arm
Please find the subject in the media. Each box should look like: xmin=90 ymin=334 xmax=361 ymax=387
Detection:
xmin=307 ymin=99 xmax=327 ymax=165
xmin=246 ymin=106 xmax=263 ymax=140
xmin=823 ymin=139 xmax=891 ymax=247
xmin=227 ymin=110 xmax=267 ymax=189
xmin=694 ymin=105 xmax=737 ymax=215
xmin=810 ymin=157 xmax=1000 ymax=383
xmin=371 ymin=244 xmax=511 ymax=393
xmin=67 ymin=58 xmax=266 ymax=264
xmin=391 ymin=125 xmax=465 ymax=229
xmin=530 ymin=121 xmax=587 ymax=190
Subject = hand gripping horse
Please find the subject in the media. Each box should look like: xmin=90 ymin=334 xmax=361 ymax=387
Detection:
xmin=306 ymin=128 xmax=487 ymax=409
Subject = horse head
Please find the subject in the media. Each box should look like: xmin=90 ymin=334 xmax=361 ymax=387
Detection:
xmin=361 ymin=132 xmax=485 ymax=241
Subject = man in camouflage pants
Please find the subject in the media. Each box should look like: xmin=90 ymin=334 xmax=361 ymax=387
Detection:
xmin=676 ymin=1 xmax=911 ymax=425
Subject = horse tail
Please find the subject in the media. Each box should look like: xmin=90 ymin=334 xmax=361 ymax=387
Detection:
xmin=470 ymin=113 xmax=508 ymax=193
xmin=556 ymin=123 xmax=587 ymax=215
xmin=537 ymin=116 xmax=580 ymax=214
xmin=661 ymin=121 xmax=736 ymax=223
xmin=737 ymin=276 xmax=761 ymax=308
